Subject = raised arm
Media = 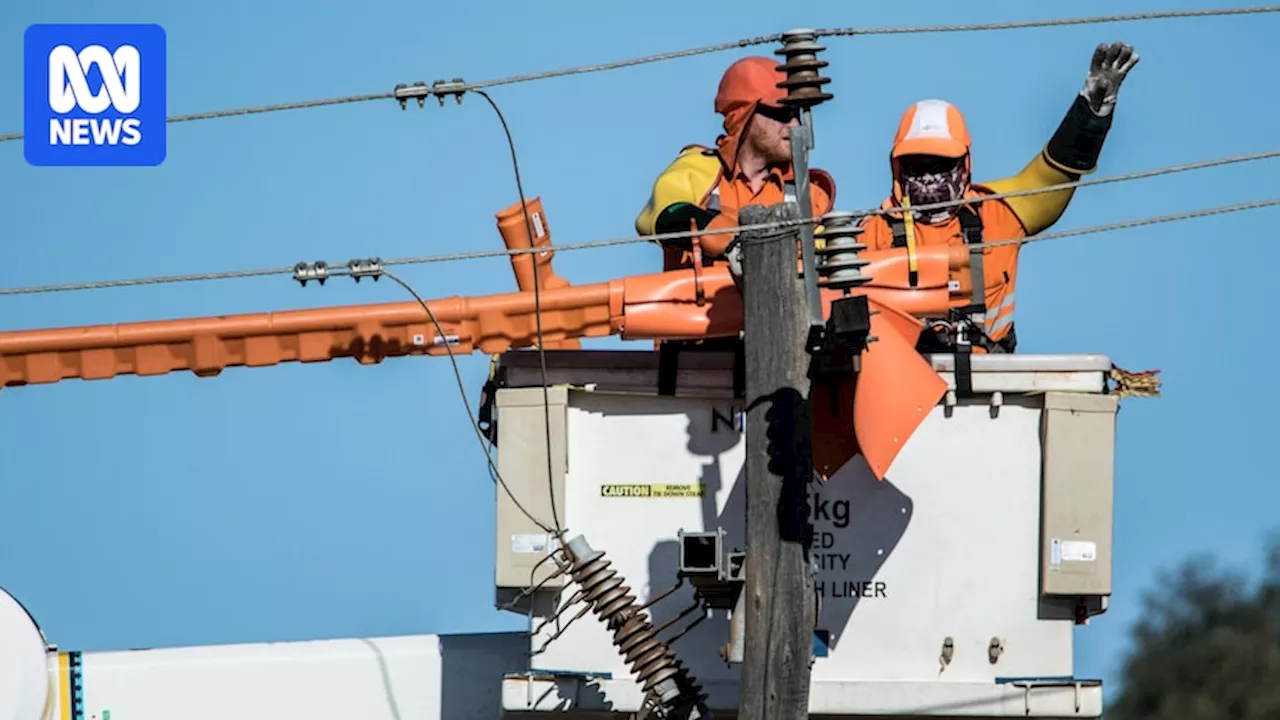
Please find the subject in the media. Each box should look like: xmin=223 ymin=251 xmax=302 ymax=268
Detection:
xmin=983 ymin=42 xmax=1140 ymax=236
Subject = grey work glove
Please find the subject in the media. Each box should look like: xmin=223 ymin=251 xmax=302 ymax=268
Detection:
xmin=1079 ymin=41 xmax=1140 ymax=118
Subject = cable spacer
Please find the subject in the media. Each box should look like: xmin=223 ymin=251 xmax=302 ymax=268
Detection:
xmin=293 ymin=261 xmax=329 ymax=287
xmin=347 ymin=257 xmax=384 ymax=283
xmin=775 ymin=29 xmax=834 ymax=109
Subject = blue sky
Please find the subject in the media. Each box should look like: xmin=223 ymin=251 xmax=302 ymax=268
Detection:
xmin=1 ymin=0 xmax=1277 ymax=699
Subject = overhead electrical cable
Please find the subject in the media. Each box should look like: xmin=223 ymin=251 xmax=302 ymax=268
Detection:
xmin=473 ymin=87 xmax=564 ymax=537
xmin=982 ymin=197 xmax=1280 ymax=249
xmin=380 ymin=267 xmax=558 ymax=534
xmin=1 ymin=149 xmax=1275 ymax=297
xmin=0 ymin=5 xmax=1275 ymax=143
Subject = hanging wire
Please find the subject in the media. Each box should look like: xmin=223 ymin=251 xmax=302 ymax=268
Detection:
xmin=1 ymin=149 xmax=1276 ymax=297
xmin=380 ymin=268 xmax=557 ymax=534
xmin=1 ymin=5 xmax=1275 ymax=143
xmin=472 ymin=88 xmax=564 ymax=536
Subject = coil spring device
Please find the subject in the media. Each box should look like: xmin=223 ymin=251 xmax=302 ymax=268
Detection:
xmin=565 ymin=535 xmax=709 ymax=718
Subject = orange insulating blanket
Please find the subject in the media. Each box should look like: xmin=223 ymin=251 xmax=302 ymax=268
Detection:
xmin=804 ymin=295 xmax=951 ymax=482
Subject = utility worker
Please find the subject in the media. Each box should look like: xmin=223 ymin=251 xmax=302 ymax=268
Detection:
xmin=858 ymin=41 xmax=1140 ymax=355
xmin=635 ymin=55 xmax=837 ymax=270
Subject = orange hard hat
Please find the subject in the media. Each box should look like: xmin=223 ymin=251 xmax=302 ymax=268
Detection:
xmin=714 ymin=56 xmax=788 ymax=117
xmin=713 ymin=56 xmax=788 ymax=172
xmin=891 ymin=99 xmax=971 ymax=160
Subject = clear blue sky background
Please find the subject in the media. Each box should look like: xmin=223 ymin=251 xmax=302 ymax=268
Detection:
xmin=2 ymin=0 xmax=1277 ymax=701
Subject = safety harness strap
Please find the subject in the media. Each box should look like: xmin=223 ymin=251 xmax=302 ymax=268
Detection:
xmin=889 ymin=205 xmax=997 ymax=386
xmin=888 ymin=205 xmax=987 ymax=315
xmin=955 ymin=346 xmax=974 ymax=397
xmin=956 ymin=206 xmax=987 ymax=321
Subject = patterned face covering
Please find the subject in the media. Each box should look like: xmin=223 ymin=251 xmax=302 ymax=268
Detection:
xmin=899 ymin=155 xmax=968 ymax=220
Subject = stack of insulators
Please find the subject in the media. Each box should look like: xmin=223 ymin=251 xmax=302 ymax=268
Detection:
xmin=815 ymin=212 xmax=872 ymax=291
xmin=565 ymin=535 xmax=708 ymax=716
xmin=774 ymin=29 xmax=834 ymax=109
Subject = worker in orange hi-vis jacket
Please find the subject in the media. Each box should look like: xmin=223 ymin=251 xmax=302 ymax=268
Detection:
xmin=858 ymin=41 xmax=1140 ymax=355
xmin=634 ymin=55 xmax=838 ymax=271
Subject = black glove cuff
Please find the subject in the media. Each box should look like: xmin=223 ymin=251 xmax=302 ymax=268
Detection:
xmin=1044 ymin=94 xmax=1114 ymax=175
xmin=654 ymin=203 xmax=719 ymax=241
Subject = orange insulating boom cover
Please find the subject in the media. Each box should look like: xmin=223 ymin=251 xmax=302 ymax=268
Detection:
xmin=494 ymin=196 xmax=578 ymax=349
xmin=0 ymin=245 xmax=967 ymax=480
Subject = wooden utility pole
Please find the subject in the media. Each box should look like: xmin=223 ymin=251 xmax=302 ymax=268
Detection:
xmin=737 ymin=201 xmax=816 ymax=720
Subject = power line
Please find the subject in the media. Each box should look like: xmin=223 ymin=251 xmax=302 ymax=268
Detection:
xmin=381 ymin=268 xmax=558 ymax=535
xmin=1 ymin=197 xmax=1275 ymax=303
xmin=0 ymin=149 xmax=1274 ymax=297
xmin=1 ymin=5 xmax=1274 ymax=144
xmin=472 ymin=88 xmax=564 ymax=537
xmin=984 ymin=197 xmax=1280 ymax=249
xmin=818 ymin=5 xmax=1280 ymax=36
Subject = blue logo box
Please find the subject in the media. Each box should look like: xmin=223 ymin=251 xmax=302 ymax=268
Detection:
xmin=24 ymin=23 xmax=167 ymax=166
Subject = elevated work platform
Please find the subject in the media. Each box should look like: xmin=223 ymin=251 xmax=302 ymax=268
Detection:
xmin=487 ymin=347 xmax=1121 ymax=719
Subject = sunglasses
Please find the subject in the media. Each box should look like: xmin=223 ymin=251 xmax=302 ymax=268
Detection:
xmin=755 ymin=104 xmax=800 ymax=124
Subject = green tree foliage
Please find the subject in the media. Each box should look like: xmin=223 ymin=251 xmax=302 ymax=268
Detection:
xmin=1108 ymin=535 xmax=1280 ymax=720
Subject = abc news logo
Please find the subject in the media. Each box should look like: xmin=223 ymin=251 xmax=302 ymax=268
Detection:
xmin=48 ymin=44 xmax=143 ymax=147
xmin=23 ymin=23 xmax=167 ymax=167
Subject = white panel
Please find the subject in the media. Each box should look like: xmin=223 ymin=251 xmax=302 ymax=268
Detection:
xmin=75 ymin=636 xmax=443 ymax=720
xmin=517 ymin=374 xmax=1099 ymax=716
xmin=30 ymin=632 xmax=526 ymax=720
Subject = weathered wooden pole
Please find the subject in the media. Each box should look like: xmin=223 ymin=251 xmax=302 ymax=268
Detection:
xmin=737 ymin=201 xmax=816 ymax=720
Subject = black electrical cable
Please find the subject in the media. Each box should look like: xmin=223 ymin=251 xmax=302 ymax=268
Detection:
xmin=381 ymin=269 xmax=556 ymax=535
xmin=2 ymin=5 xmax=1274 ymax=142
xmin=473 ymin=88 xmax=564 ymax=538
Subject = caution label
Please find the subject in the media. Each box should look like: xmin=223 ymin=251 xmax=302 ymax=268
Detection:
xmin=600 ymin=483 xmax=704 ymax=498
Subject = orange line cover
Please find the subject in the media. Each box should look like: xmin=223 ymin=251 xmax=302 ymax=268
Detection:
xmin=0 ymin=245 xmax=968 ymax=479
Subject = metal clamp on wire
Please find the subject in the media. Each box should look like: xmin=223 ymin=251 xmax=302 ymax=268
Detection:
xmin=394 ymin=78 xmax=467 ymax=109
xmin=346 ymin=257 xmax=384 ymax=283
xmin=431 ymin=78 xmax=467 ymax=106
xmin=293 ymin=261 xmax=330 ymax=287
xmin=393 ymin=81 xmax=431 ymax=109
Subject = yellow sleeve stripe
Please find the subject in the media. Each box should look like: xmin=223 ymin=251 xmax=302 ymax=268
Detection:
xmin=980 ymin=150 xmax=1078 ymax=236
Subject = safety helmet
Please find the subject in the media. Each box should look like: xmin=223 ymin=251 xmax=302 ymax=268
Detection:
xmin=890 ymin=99 xmax=973 ymax=212
xmin=714 ymin=56 xmax=788 ymax=116
xmin=713 ymin=56 xmax=790 ymax=172
xmin=891 ymin=98 xmax=971 ymax=159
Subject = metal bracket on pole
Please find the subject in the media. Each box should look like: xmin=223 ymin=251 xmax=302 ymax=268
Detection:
xmin=775 ymin=29 xmax=833 ymax=354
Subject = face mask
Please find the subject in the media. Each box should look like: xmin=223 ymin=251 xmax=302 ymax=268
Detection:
xmin=900 ymin=158 xmax=968 ymax=220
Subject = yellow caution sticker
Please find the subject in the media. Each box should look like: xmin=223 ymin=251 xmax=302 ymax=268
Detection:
xmin=600 ymin=483 xmax=704 ymax=498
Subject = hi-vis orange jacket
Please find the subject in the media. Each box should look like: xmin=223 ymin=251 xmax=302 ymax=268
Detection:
xmin=859 ymin=95 xmax=1116 ymax=353
xmin=635 ymin=56 xmax=836 ymax=270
